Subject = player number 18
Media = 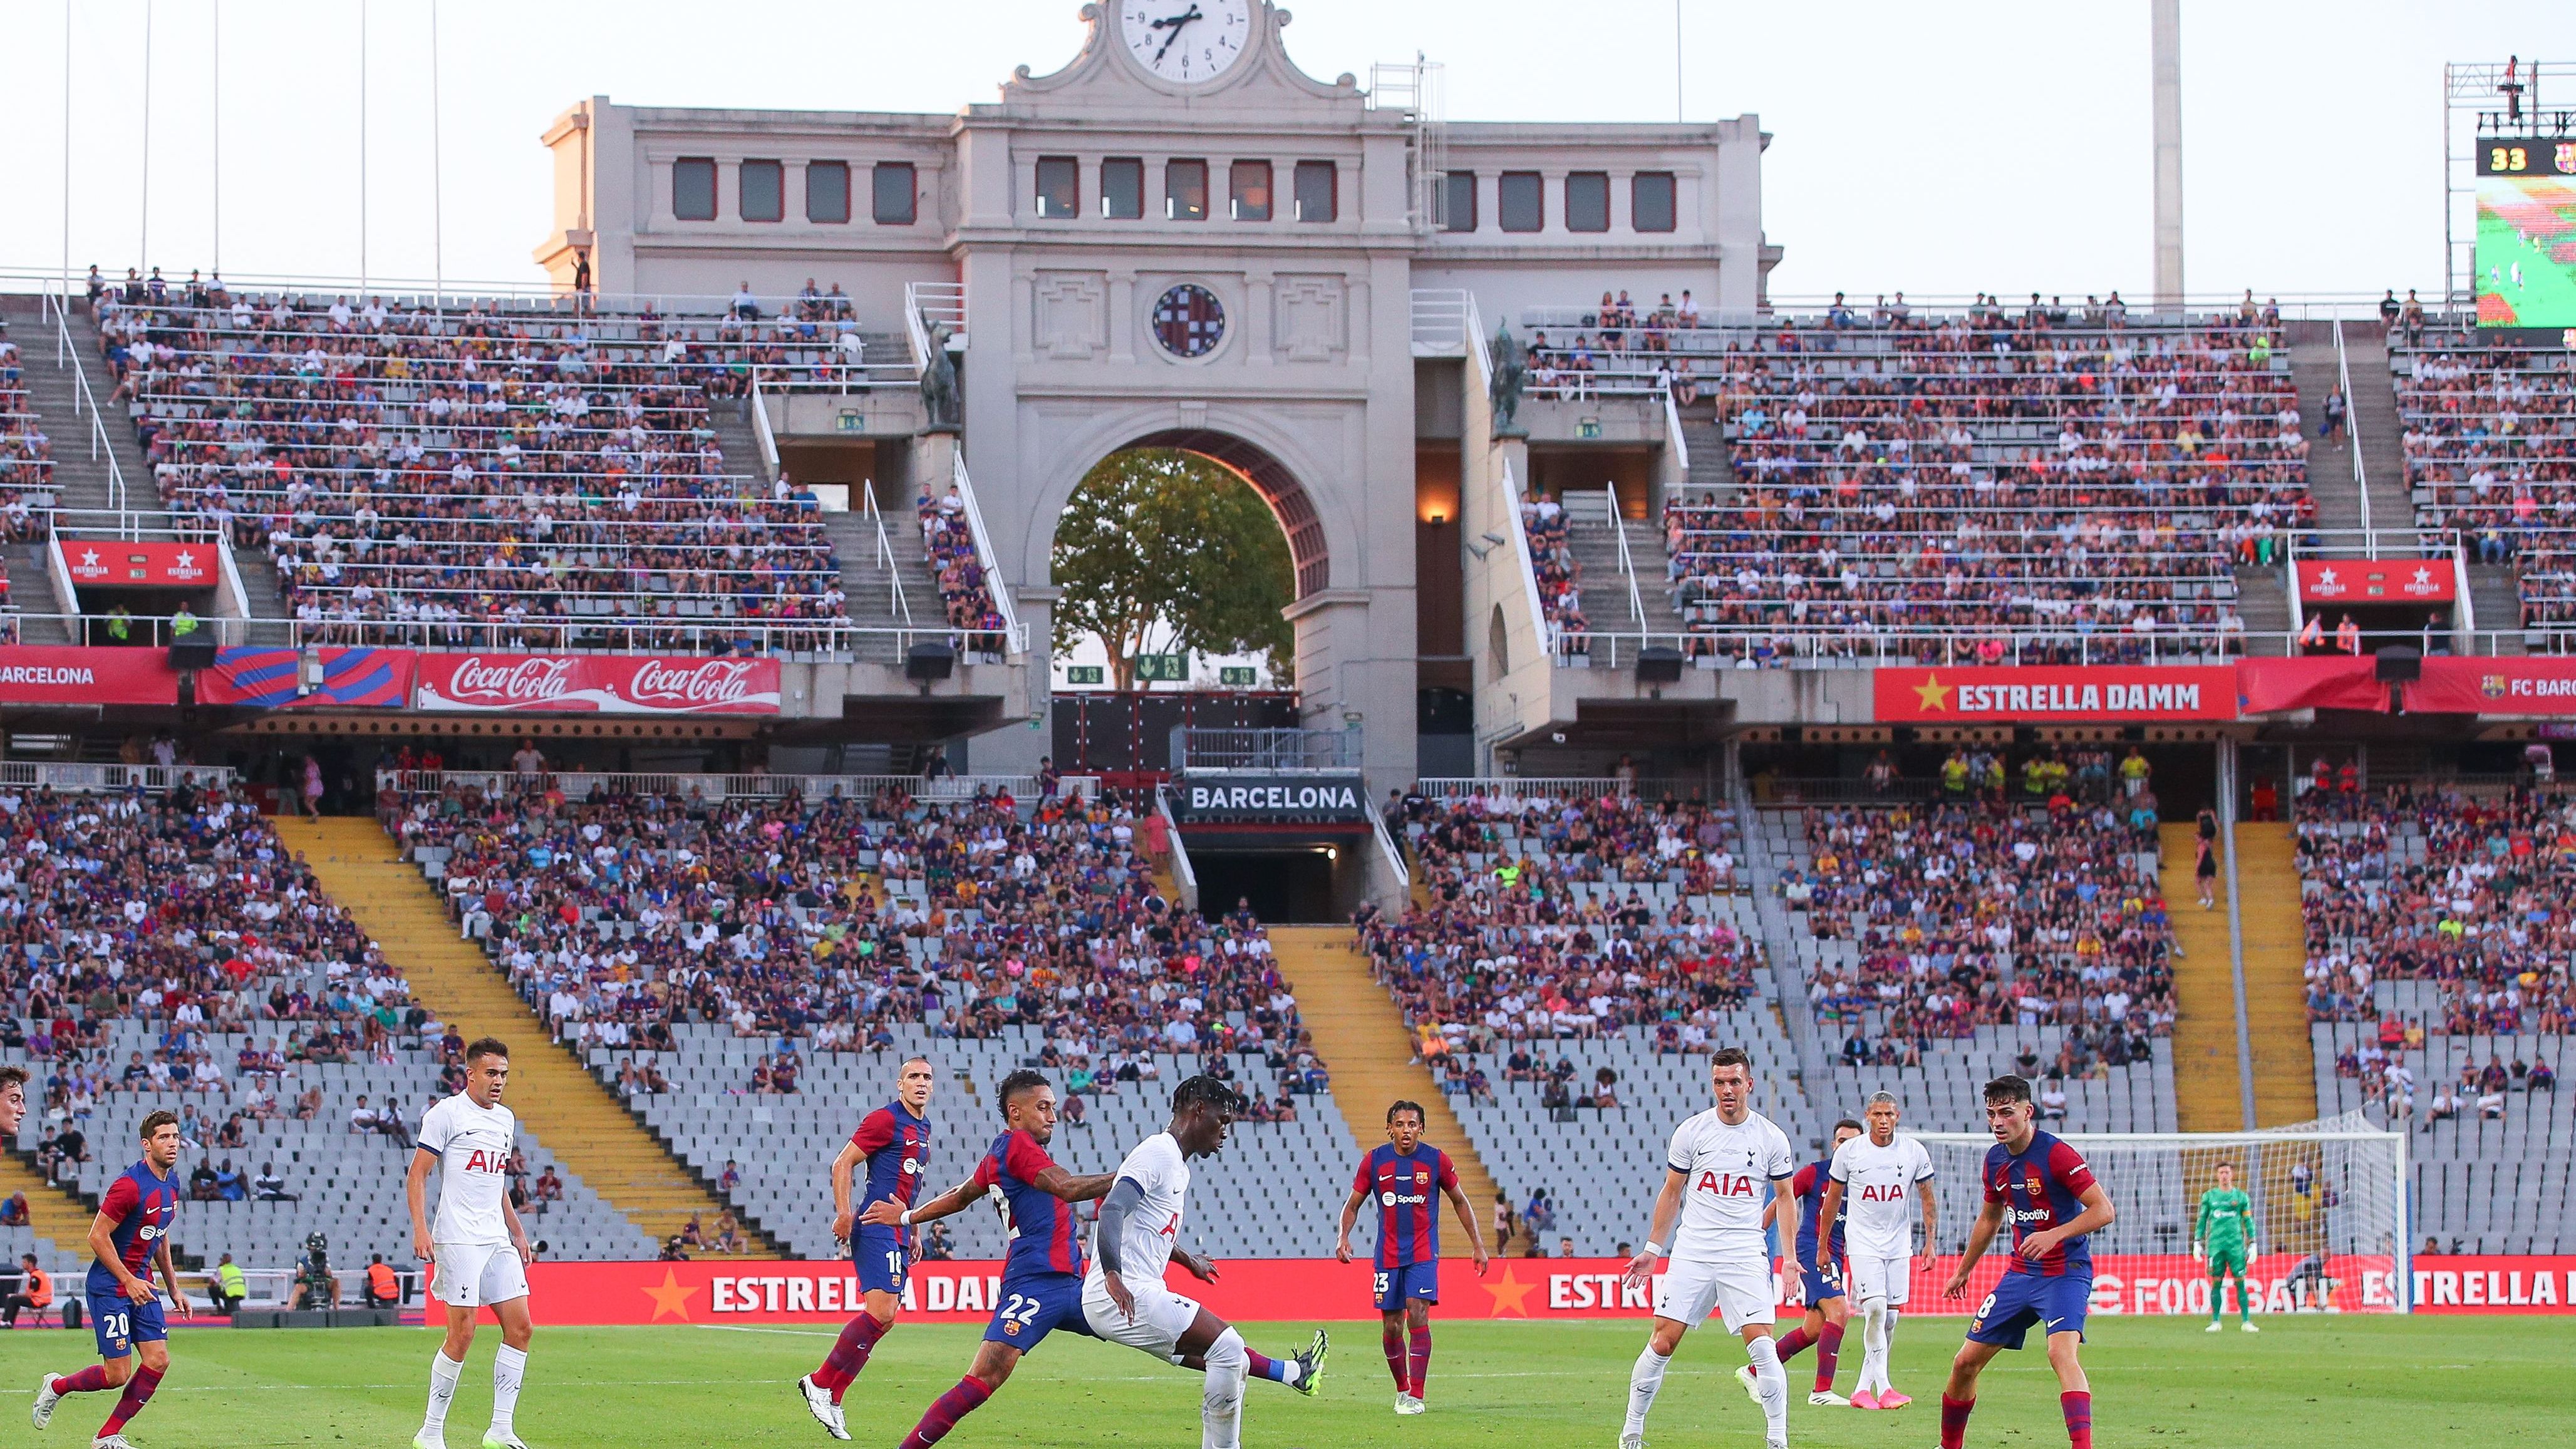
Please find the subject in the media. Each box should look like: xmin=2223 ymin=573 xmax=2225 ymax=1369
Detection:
xmin=2490 ymin=145 xmax=2530 ymax=173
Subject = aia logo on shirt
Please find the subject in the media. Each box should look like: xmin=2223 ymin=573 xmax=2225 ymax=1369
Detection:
xmin=1697 ymin=1172 xmax=1757 ymax=1197
xmin=462 ymin=1149 xmax=509 ymax=1174
xmin=1860 ymin=1183 xmax=1906 ymax=1203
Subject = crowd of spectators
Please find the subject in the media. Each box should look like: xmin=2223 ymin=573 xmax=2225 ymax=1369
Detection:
xmin=1658 ymin=306 xmax=2304 ymax=666
xmin=1777 ymin=795 xmax=2181 ymax=1041
xmin=0 ymin=317 xmax=49 ymax=618
xmin=916 ymin=482 xmax=1010 ymax=651
xmin=383 ymin=778 xmax=1331 ymax=1106
xmin=85 ymin=271 xmax=863 ymax=653
xmin=1518 ymin=497 xmax=1593 ymax=647
xmin=1354 ymin=791 xmax=1762 ymax=1058
xmin=2332 ymin=1019 xmax=2558 ymax=1125
xmin=2295 ymin=781 xmax=2576 ymax=1034
xmin=2390 ymin=331 xmax=2576 ymax=634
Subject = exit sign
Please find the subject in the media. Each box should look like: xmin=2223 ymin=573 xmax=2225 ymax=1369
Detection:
xmin=1218 ymin=667 xmax=1257 ymax=687
xmin=1132 ymin=654 xmax=1189 ymax=683
xmin=1065 ymin=665 xmax=1105 ymax=685
xmin=835 ymin=411 xmax=866 ymax=433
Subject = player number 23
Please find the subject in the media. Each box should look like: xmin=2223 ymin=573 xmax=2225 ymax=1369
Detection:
xmin=1373 ymin=1271 xmax=1390 ymax=1299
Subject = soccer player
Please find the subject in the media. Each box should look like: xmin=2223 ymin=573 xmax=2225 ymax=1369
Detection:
xmin=2193 ymin=1161 xmax=2258 ymax=1333
xmin=1087 ymin=1076 xmax=1328 ymax=1449
xmin=31 ymin=1110 xmax=189 ymax=1449
xmin=1618 ymin=1048 xmax=1798 ymax=1449
xmin=864 ymin=1070 xmax=1115 ymax=1449
xmin=407 ymin=1038 xmax=539 ymax=1449
xmin=1818 ymin=1090 xmax=1938 ymax=1408
xmin=799 ymin=1056 xmax=937 ymax=1439
xmin=1335 ymin=1098 xmax=1488 ymax=1415
xmin=1741 ymin=1116 xmax=1859 ymax=1408
xmin=1939 ymin=1075 xmax=2117 ymax=1449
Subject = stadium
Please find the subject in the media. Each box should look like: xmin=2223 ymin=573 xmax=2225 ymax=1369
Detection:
xmin=0 ymin=3 xmax=2570 ymax=1447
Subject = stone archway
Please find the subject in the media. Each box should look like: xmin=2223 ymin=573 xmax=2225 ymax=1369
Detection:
xmin=1119 ymin=428 xmax=1329 ymax=599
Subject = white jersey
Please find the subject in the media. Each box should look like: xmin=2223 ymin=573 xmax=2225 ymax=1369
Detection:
xmin=1665 ymin=1108 xmax=1795 ymax=1263
xmin=419 ymin=1092 xmax=517 ymax=1245
xmin=1829 ymin=1132 xmax=1935 ymax=1259
xmin=1087 ymin=1130 xmax=1189 ymax=1286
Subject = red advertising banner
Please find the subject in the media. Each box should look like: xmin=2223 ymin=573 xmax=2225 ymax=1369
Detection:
xmin=2411 ymin=1256 xmax=2576 ymax=1313
xmin=413 ymin=654 xmax=780 ymax=714
xmin=1873 ymin=667 xmax=2237 ymax=723
xmin=511 ymin=1253 xmax=2414 ymax=1328
xmin=2233 ymin=656 xmax=2391 ymax=714
xmin=2407 ymin=656 xmax=2576 ymax=715
xmin=2295 ymin=557 xmax=2456 ymax=604
xmin=56 ymin=539 xmax=221 ymax=589
xmin=0 ymin=646 xmax=180 ymax=706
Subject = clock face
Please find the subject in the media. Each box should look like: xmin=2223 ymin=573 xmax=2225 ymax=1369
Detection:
xmin=1152 ymin=284 xmax=1226 ymax=359
xmin=1121 ymin=0 xmax=1252 ymax=85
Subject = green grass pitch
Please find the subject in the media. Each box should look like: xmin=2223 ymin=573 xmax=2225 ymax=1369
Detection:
xmin=3 ymin=1316 xmax=2568 ymax=1447
xmin=2476 ymin=207 xmax=2576 ymax=329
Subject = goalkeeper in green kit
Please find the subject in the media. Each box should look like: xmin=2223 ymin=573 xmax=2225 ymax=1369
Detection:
xmin=2193 ymin=1162 xmax=2258 ymax=1332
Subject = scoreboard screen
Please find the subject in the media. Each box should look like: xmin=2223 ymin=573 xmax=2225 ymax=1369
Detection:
xmin=2475 ymin=137 xmax=2576 ymax=329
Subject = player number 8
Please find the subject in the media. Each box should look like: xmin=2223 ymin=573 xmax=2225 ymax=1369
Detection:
xmin=1973 ymin=1292 xmax=1997 ymax=1321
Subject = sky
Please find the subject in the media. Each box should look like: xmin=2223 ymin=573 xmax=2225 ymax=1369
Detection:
xmin=3 ymin=1 xmax=2575 ymax=305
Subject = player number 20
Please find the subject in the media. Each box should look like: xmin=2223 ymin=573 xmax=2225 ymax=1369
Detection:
xmin=101 ymin=1311 xmax=130 ymax=1341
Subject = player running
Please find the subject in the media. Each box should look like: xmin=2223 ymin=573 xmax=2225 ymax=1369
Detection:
xmin=32 ymin=1110 xmax=189 ymax=1449
xmin=799 ymin=1056 xmax=938 ymax=1438
xmin=1335 ymin=1098 xmax=1487 ymax=1415
xmin=1818 ymin=1091 xmax=1938 ymax=1408
xmin=1619 ymin=1048 xmax=1798 ymax=1449
xmin=1939 ymin=1075 xmax=2117 ymax=1449
xmin=408 ymin=1038 xmax=539 ymax=1449
xmin=2193 ymin=1161 xmax=2258 ymax=1333
xmin=1741 ymin=1116 xmax=1859 ymax=1408
xmin=1086 ymin=1076 xmax=1328 ymax=1449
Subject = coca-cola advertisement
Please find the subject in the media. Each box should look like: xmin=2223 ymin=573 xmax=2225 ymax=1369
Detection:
xmin=413 ymin=654 xmax=780 ymax=715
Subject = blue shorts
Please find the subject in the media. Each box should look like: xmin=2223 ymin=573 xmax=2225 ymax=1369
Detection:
xmin=1799 ymin=1256 xmax=1847 ymax=1306
xmin=983 ymin=1272 xmax=1094 ymax=1351
xmin=86 ymin=1287 xmax=167 ymax=1359
xmin=853 ymin=1226 xmax=909 ymax=1296
xmin=1964 ymin=1271 xmax=2092 ymax=1350
xmin=1372 ymin=1261 xmax=1440 ymax=1312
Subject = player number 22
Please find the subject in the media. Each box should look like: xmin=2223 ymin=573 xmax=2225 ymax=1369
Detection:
xmin=996 ymin=1293 xmax=1043 ymax=1326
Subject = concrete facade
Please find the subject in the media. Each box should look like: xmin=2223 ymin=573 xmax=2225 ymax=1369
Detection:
xmin=538 ymin=3 xmax=1770 ymax=794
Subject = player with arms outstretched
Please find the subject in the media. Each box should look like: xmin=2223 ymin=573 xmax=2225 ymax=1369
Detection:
xmin=32 ymin=1110 xmax=190 ymax=1449
xmin=1335 ymin=1098 xmax=1487 ymax=1415
xmin=1086 ymin=1076 xmax=1328 ymax=1449
xmin=799 ymin=1056 xmax=938 ymax=1438
xmin=1818 ymin=1091 xmax=1938 ymax=1408
xmin=1939 ymin=1075 xmax=2117 ymax=1449
xmin=1742 ymin=1116 xmax=1858 ymax=1408
xmin=866 ymin=1070 xmax=1115 ymax=1449
xmin=1618 ymin=1048 xmax=1798 ymax=1449
xmin=2193 ymin=1161 xmax=2258 ymax=1333
xmin=408 ymin=1038 xmax=539 ymax=1449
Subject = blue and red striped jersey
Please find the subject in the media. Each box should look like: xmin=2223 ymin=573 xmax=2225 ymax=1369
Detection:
xmin=1355 ymin=1143 xmax=1457 ymax=1269
xmin=973 ymin=1129 xmax=1082 ymax=1279
xmin=1791 ymin=1158 xmax=1847 ymax=1264
xmin=852 ymin=1101 xmax=931 ymax=1247
xmin=87 ymin=1161 xmax=180 ymax=1296
xmin=1982 ymin=1130 xmax=2101 ymax=1277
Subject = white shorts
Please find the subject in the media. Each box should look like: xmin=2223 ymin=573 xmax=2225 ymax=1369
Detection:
xmin=1850 ymin=1253 xmax=1912 ymax=1307
xmin=1654 ymin=1255 xmax=1776 ymax=1333
xmin=432 ymin=1241 xmax=529 ymax=1308
xmin=1081 ymin=1273 xmax=1203 ymax=1357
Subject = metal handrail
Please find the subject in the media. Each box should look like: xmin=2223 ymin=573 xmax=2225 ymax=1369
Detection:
xmin=1533 ymin=622 xmax=2559 ymax=666
xmin=1157 ymin=788 xmax=1199 ymax=911
xmin=1501 ymin=455 xmax=1554 ymax=652
xmin=947 ymin=449 xmax=1024 ymax=652
xmin=0 ymin=763 xmax=237 ymax=793
xmin=1369 ymin=803 xmax=1410 ymax=891
xmin=750 ymin=374 xmax=782 ymax=476
xmin=387 ymin=768 xmax=1042 ymax=804
xmin=0 ymin=610 xmax=1011 ymax=659
xmin=1664 ymin=386 xmax=1690 ymax=475
xmin=860 ymin=485 xmax=914 ymax=628
xmin=2335 ymin=317 xmax=2371 ymax=544
xmin=1606 ymin=483 xmax=1645 ymax=627
xmin=41 ymin=277 xmax=132 ymax=520
xmin=904 ymin=281 xmax=967 ymax=364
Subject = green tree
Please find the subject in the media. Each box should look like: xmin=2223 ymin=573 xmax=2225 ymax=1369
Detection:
xmin=1051 ymin=448 xmax=1294 ymax=691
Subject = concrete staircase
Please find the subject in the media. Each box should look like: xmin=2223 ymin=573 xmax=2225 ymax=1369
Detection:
xmin=820 ymin=503 xmax=944 ymax=663
xmin=2339 ymin=332 xmax=2415 ymax=534
xmin=271 ymin=815 xmax=779 ymax=1256
xmin=2291 ymin=344 xmax=2366 ymax=534
xmin=1564 ymin=510 xmax=1688 ymax=641
xmin=0 ymin=1147 xmax=93 ymax=1258
xmin=2160 ymin=823 xmax=2247 ymax=1131
xmin=2229 ymin=823 xmax=2319 ymax=1128
xmin=2231 ymin=565 xmax=2294 ymax=655
xmin=229 ymin=544 xmax=292 ymax=645
xmin=1267 ymin=926 xmax=1513 ymax=1256
xmin=2468 ymin=562 xmax=2527 ymax=654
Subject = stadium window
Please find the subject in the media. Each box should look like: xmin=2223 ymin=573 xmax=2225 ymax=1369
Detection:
xmin=1498 ymin=171 xmax=1543 ymax=232
xmin=1035 ymin=157 xmax=1080 ymax=219
xmin=805 ymin=161 xmax=851 ymax=225
xmin=872 ymin=162 xmax=918 ymax=225
xmin=740 ymin=160 xmax=785 ymax=224
xmin=1293 ymin=160 xmax=1337 ymax=223
xmin=1102 ymin=157 xmax=1146 ymax=219
xmin=1229 ymin=160 xmax=1273 ymax=222
xmin=673 ymin=157 xmax=717 ymax=221
xmin=1632 ymin=171 xmax=1676 ymax=232
xmin=1565 ymin=172 xmax=1610 ymax=233
xmin=1442 ymin=170 xmax=1477 ymax=232
xmin=1167 ymin=159 xmax=1209 ymax=221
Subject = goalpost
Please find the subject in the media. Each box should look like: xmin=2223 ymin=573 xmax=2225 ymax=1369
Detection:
xmin=1909 ymin=1115 xmax=2411 ymax=1316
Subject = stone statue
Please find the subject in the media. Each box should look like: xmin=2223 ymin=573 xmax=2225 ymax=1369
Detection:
xmin=919 ymin=323 xmax=961 ymax=432
xmin=1488 ymin=321 xmax=1528 ymax=436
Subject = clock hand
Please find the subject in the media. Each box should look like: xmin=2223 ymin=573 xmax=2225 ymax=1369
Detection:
xmin=1152 ymin=4 xmax=1203 ymax=63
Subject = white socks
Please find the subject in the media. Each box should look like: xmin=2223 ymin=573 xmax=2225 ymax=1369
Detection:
xmin=491 ymin=1345 xmax=529 ymax=1437
xmin=423 ymin=1349 xmax=464 ymax=1434
xmin=1199 ymin=1328 xmax=1246 ymax=1449
xmin=1747 ymin=1334 xmax=1788 ymax=1443
xmin=1858 ymin=1299 xmax=1889 ymax=1393
xmin=1624 ymin=1346 xmax=1673 ymax=1436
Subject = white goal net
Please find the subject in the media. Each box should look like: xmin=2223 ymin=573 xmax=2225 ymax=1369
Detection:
xmin=1902 ymin=1115 xmax=2410 ymax=1316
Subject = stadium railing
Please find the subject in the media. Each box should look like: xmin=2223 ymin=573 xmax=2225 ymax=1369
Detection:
xmin=383 ymin=768 xmax=1065 ymax=805
xmin=35 ymin=282 xmax=131 ymax=517
xmin=0 ymin=761 xmax=235 ymax=792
